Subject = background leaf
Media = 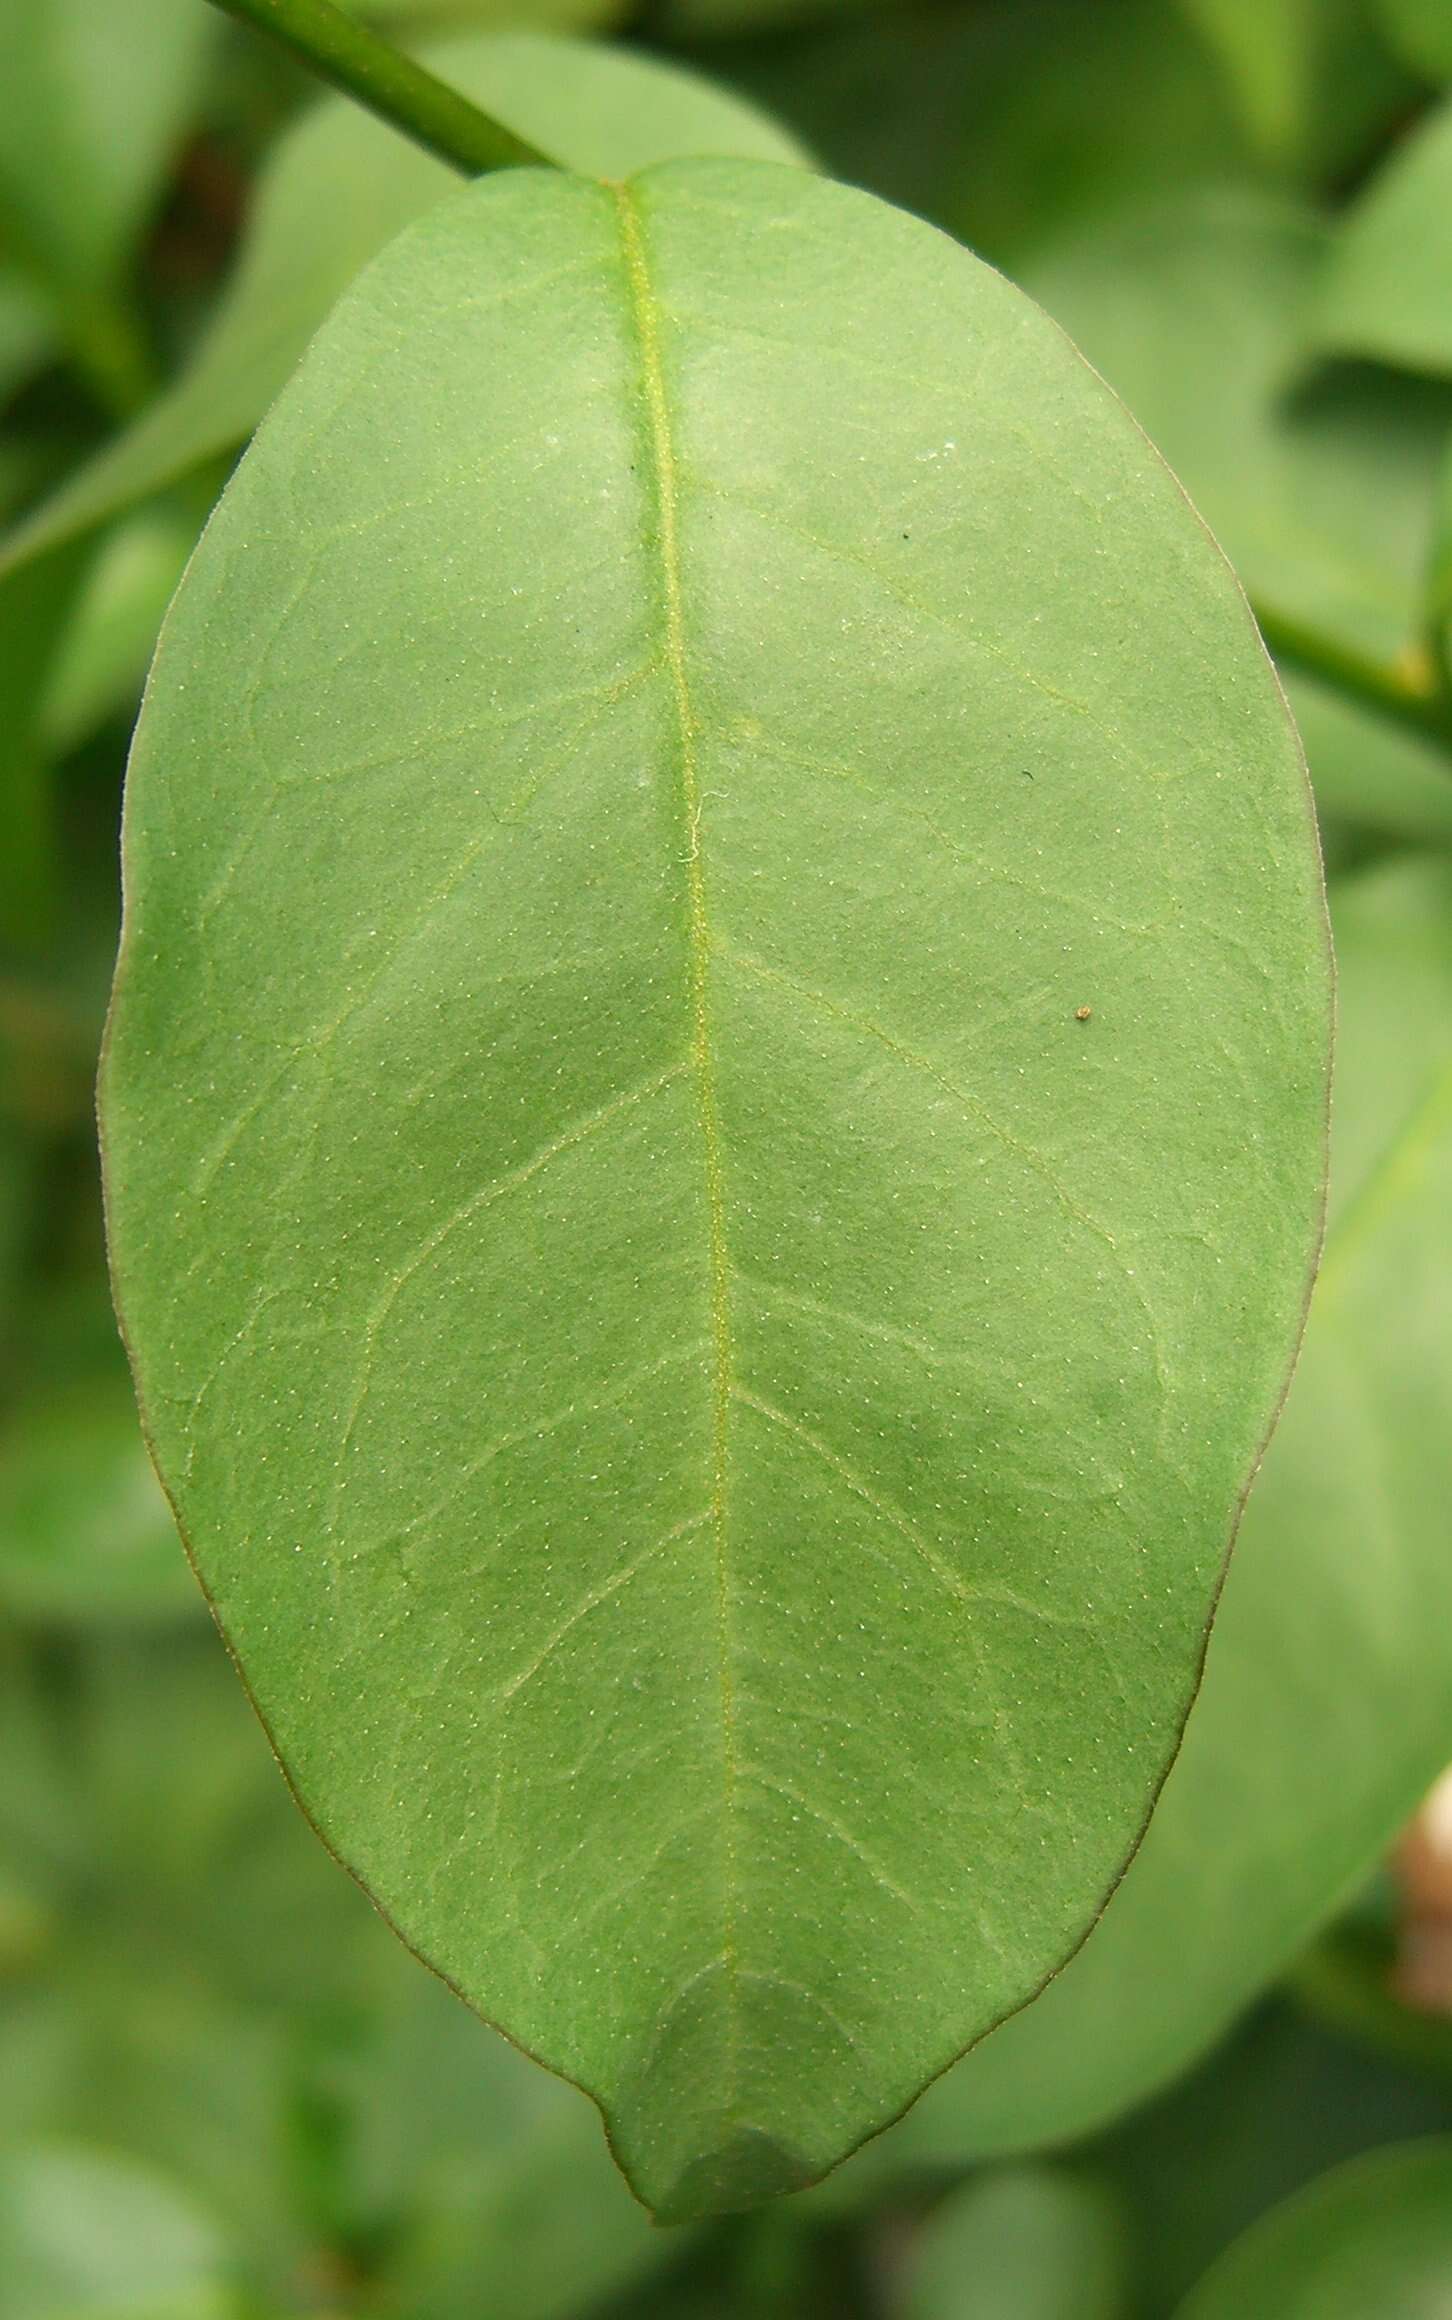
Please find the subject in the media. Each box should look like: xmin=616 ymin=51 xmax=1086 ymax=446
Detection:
xmin=1377 ymin=0 xmax=1452 ymax=81
xmin=36 ymin=507 xmax=199 ymax=761
xmin=1088 ymin=1991 xmax=1452 ymax=2314
xmin=659 ymin=0 xmax=879 ymax=36
xmin=0 ymin=0 xmax=215 ymax=407
xmin=0 ymin=2142 xmax=239 ymax=2320
xmin=1176 ymin=2138 xmax=1452 ymax=2318
xmin=1173 ymin=0 xmax=1404 ymax=172
xmin=716 ymin=0 xmax=1254 ymax=267
xmin=0 ymin=544 xmax=91 ymax=949
xmin=0 ymin=1370 xmax=190 ymax=1624
xmin=1314 ymin=96 xmax=1452 ymax=379
xmin=0 ymin=271 xmax=52 ymax=412
xmin=902 ymin=2166 xmax=1127 ymax=2320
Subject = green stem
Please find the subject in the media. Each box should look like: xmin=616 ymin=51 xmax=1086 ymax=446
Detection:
xmin=205 ymin=0 xmax=553 ymax=175
xmin=1252 ymin=598 xmax=1452 ymax=756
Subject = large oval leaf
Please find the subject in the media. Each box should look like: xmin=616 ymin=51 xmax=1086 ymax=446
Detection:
xmin=101 ymin=159 xmax=1329 ymax=2218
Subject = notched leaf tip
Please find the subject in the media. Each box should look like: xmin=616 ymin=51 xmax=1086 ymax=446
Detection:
xmin=647 ymin=2124 xmax=816 ymax=2226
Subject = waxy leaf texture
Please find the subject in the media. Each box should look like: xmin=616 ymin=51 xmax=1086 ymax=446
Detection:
xmin=102 ymin=161 xmax=1330 ymax=2218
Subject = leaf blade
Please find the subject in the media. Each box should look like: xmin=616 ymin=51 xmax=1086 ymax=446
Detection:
xmin=102 ymin=158 xmax=1329 ymax=2217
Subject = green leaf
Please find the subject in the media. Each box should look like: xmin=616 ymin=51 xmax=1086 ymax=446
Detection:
xmin=0 ymin=269 xmax=53 ymax=408
xmin=1177 ymin=0 xmax=1324 ymax=158
xmin=0 ymin=1374 xmax=192 ymax=1624
xmin=0 ymin=0 xmax=212 ymax=294
xmin=1176 ymin=2140 xmax=1452 ymax=2319
xmin=831 ymin=852 xmax=1452 ymax=2183
xmin=1174 ymin=0 xmax=1406 ymax=172
xmin=1021 ymin=189 xmax=1451 ymax=663
xmin=101 ymin=159 xmax=1328 ymax=2219
xmin=37 ymin=507 xmax=198 ymax=759
xmin=1315 ymin=96 xmax=1452 ymax=378
xmin=0 ymin=1630 xmax=682 ymax=2315
xmin=0 ymin=32 xmax=810 ymax=582
xmin=721 ymin=0 xmax=1256 ymax=269
xmin=1377 ymin=0 xmax=1452 ymax=81
xmin=904 ymin=2167 xmax=1127 ymax=2320
xmin=0 ymin=2143 xmax=237 ymax=2320
xmin=0 ymin=542 xmax=91 ymax=947
xmin=1092 ymin=1999 xmax=1452 ymax=2317
xmin=0 ymin=1121 xmax=34 ymax=1348
xmin=0 ymin=1638 xmax=352 ymax=2282
xmin=357 ymin=1982 xmax=678 ymax=2320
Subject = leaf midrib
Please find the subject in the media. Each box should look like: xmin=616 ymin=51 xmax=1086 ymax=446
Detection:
xmin=613 ymin=177 xmax=743 ymax=2102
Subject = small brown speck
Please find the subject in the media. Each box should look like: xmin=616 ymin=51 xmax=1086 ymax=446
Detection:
xmin=1075 ymin=1005 xmax=1092 ymax=1022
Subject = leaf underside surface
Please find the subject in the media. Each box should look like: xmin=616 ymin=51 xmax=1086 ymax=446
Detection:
xmin=102 ymin=159 xmax=1330 ymax=2220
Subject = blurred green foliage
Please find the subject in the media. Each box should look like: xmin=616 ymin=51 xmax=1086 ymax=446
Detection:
xmin=3 ymin=0 xmax=1452 ymax=2311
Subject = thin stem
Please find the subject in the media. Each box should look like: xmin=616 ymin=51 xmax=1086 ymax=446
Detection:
xmin=1253 ymin=598 xmax=1452 ymax=755
xmin=206 ymin=0 xmax=553 ymax=176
